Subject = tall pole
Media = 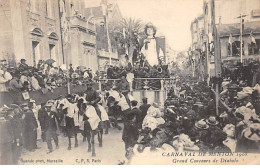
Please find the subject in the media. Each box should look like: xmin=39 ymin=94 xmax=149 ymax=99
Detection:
xmin=204 ymin=2 xmax=210 ymax=86
xmin=206 ymin=33 xmax=210 ymax=85
xmin=104 ymin=14 xmax=112 ymax=65
xmin=240 ymin=14 xmax=243 ymax=63
xmin=58 ymin=0 xmax=65 ymax=64
xmin=236 ymin=14 xmax=247 ymax=63
xmin=211 ymin=0 xmax=221 ymax=115
xmin=58 ymin=0 xmax=70 ymax=94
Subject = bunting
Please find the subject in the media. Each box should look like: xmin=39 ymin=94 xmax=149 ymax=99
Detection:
xmin=247 ymin=32 xmax=256 ymax=44
xmin=228 ymin=34 xmax=233 ymax=45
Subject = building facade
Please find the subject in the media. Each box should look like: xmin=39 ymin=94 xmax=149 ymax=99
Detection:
xmin=60 ymin=0 xmax=98 ymax=71
xmin=0 ymin=0 xmax=63 ymax=66
xmin=190 ymin=0 xmax=260 ymax=79
xmin=214 ymin=0 xmax=260 ymax=68
xmin=190 ymin=15 xmax=208 ymax=78
xmin=84 ymin=0 xmax=122 ymax=71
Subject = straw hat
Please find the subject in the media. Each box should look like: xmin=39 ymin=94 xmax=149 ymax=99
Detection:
xmin=243 ymin=123 xmax=260 ymax=141
xmin=206 ymin=116 xmax=219 ymax=126
xmin=45 ymin=103 xmax=52 ymax=107
xmin=194 ymin=120 xmax=209 ymax=130
xmin=194 ymin=101 xmax=203 ymax=107
xmin=152 ymin=102 xmax=160 ymax=108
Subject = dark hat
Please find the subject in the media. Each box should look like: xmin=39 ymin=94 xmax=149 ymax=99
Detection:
xmin=9 ymin=104 xmax=19 ymax=109
xmin=206 ymin=116 xmax=219 ymax=126
xmin=20 ymin=103 xmax=28 ymax=108
xmin=45 ymin=103 xmax=52 ymax=107
xmin=5 ymin=108 xmax=14 ymax=115
xmin=243 ymin=123 xmax=260 ymax=141
xmin=56 ymin=95 xmax=63 ymax=100
xmin=66 ymin=94 xmax=73 ymax=100
xmin=194 ymin=120 xmax=209 ymax=130
xmin=131 ymin=100 xmax=138 ymax=106
xmin=142 ymin=97 xmax=148 ymax=101
xmin=86 ymin=81 xmax=93 ymax=85
xmin=21 ymin=59 xmax=26 ymax=62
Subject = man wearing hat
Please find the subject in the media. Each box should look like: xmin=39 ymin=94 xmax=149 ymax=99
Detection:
xmin=85 ymin=82 xmax=102 ymax=119
xmin=139 ymin=97 xmax=151 ymax=123
xmin=22 ymin=104 xmax=38 ymax=151
xmin=206 ymin=116 xmax=220 ymax=129
xmin=38 ymin=103 xmax=47 ymax=142
xmin=118 ymin=75 xmax=131 ymax=107
xmin=235 ymin=122 xmax=260 ymax=153
xmin=122 ymin=100 xmax=141 ymax=152
xmin=0 ymin=109 xmax=15 ymax=164
xmin=18 ymin=59 xmax=29 ymax=72
xmin=5 ymin=105 xmax=24 ymax=164
xmin=9 ymin=72 xmax=23 ymax=92
xmin=41 ymin=103 xmax=59 ymax=154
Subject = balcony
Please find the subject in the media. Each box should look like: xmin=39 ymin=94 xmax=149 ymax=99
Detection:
xmin=70 ymin=16 xmax=87 ymax=30
xmin=98 ymin=49 xmax=118 ymax=59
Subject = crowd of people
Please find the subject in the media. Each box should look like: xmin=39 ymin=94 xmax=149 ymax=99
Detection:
xmin=0 ymin=58 xmax=172 ymax=95
xmin=0 ymin=81 xmax=110 ymax=164
xmin=0 ymin=59 xmax=96 ymax=93
xmin=0 ymin=58 xmax=260 ymax=165
xmin=118 ymin=76 xmax=260 ymax=164
xmin=106 ymin=62 xmax=170 ymax=80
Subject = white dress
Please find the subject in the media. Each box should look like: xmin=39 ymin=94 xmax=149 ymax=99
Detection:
xmin=141 ymin=38 xmax=164 ymax=66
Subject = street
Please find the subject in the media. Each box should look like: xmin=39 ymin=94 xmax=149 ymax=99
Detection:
xmin=18 ymin=124 xmax=125 ymax=165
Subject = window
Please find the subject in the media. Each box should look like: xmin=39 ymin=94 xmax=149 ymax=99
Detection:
xmin=46 ymin=0 xmax=53 ymax=17
xmin=248 ymin=39 xmax=260 ymax=55
xmin=228 ymin=41 xmax=244 ymax=57
xmin=30 ymin=0 xmax=39 ymax=13
xmin=49 ymin=44 xmax=55 ymax=59
xmin=32 ymin=41 xmax=40 ymax=66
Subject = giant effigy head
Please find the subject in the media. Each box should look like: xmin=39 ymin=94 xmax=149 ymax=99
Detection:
xmin=144 ymin=22 xmax=157 ymax=36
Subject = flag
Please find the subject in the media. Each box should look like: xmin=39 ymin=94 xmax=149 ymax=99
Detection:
xmin=122 ymin=28 xmax=126 ymax=39
xmin=228 ymin=34 xmax=233 ymax=44
xmin=247 ymin=32 xmax=256 ymax=44
xmin=242 ymin=19 xmax=244 ymax=34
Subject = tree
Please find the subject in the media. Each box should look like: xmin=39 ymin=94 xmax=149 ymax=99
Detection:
xmin=108 ymin=17 xmax=145 ymax=65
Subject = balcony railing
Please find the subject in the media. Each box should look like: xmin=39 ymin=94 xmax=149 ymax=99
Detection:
xmin=97 ymin=78 xmax=176 ymax=91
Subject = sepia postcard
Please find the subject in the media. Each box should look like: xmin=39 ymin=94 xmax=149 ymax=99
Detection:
xmin=0 ymin=0 xmax=260 ymax=165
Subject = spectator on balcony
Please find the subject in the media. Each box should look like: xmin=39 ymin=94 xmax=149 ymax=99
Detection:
xmin=28 ymin=72 xmax=41 ymax=91
xmin=18 ymin=59 xmax=28 ymax=72
xmin=37 ymin=60 xmax=45 ymax=73
xmin=139 ymin=97 xmax=151 ymax=123
xmin=88 ymin=68 xmax=93 ymax=80
xmin=9 ymin=72 xmax=23 ymax=92
xmin=20 ymin=71 xmax=30 ymax=91
xmin=118 ymin=76 xmax=130 ymax=106
xmin=0 ymin=67 xmax=12 ymax=92
xmin=69 ymin=64 xmax=74 ymax=77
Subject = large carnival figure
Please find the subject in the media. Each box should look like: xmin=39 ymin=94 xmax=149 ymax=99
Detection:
xmin=140 ymin=23 xmax=165 ymax=67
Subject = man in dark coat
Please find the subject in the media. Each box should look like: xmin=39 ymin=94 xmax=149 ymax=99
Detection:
xmin=122 ymin=100 xmax=140 ymax=152
xmin=6 ymin=105 xmax=23 ymax=164
xmin=42 ymin=103 xmax=59 ymax=153
xmin=0 ymin=109 xmax=15 ymax=165
xmin=38 ymin=103 xmax=46 ymax=142
xmin=22 ymin=105 xmax=38 ymax=151
xmin=118 ymin=76 xmax=130 ymax=107
xmin=85 ymin=82 xmax=101 ymax=118
xmin=18 ymin=59 xmax=29 ymax=72
xmin=139 ymin=97 xmax=150 ymax=123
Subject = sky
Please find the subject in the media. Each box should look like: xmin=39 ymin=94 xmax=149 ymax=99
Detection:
xmin=85 ymin=0 xmax=204 ymax=51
